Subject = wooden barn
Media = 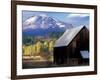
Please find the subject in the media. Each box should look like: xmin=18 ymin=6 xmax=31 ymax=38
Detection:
xmin=53 ymin=26 xmax=89 ymax=66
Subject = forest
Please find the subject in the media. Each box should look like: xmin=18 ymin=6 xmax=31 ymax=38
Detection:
xmin=22 ymin=31 xmax=64 ymax=62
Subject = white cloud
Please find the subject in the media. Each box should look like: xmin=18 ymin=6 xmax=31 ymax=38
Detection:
xmin=67 ymin=14 xmax=89 ymax=18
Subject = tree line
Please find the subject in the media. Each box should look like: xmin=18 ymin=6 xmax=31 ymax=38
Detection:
xmin=23 ymin=40 xmax=55 ymax=56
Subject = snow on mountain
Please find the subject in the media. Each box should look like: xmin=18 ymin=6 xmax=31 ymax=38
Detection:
xmin=23 ymin=14 xmax=73 ymax=30
xmin=56 ymin=21 xmax=73 ymax=29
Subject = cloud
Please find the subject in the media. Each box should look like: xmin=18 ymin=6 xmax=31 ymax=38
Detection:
xmin=67 ymin=14 xmax=89 ymax=18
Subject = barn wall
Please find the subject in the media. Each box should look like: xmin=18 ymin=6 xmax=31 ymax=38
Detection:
xmin=64 ymin=27 xmax=89 ymax=65
xmin=68 ymin=27 xmax=89 ymax=52
xmin=54 ymin=27 xmax=89 ymax=65
xmin=54 ymin=46 xmax=68 ymax=64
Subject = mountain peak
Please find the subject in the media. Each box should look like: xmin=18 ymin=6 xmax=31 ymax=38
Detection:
xmin=23 ymin=14 xmax=73 ymax=30
xmin=39 ymin=14 xmax=47 ymax=19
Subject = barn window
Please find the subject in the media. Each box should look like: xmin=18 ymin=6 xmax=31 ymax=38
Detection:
xmin=80 ymin=51 xmax=89 ymax=59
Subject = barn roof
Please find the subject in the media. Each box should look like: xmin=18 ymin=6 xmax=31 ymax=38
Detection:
xmin=54 ymin=26 xmax=86 ymax=47
xmin=80 ymin=51 xmax=89 ymax=59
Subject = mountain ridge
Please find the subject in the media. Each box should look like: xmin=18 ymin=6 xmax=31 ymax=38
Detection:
xmin=22 ymin=14 xmax=73 ymax=36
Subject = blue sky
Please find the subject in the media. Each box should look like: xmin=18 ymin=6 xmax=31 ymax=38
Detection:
xmin=22 ymin=10 xmax=90 ymax=27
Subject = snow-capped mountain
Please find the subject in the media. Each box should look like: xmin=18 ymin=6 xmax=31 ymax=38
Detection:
xmin=23 ymin=14 xmax=73 ymax=36
xmin=23 ymin=14 xmax=73 ymax=30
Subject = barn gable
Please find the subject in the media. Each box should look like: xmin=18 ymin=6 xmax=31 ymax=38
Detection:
xmin=54 ymin=26 xmax=87 ymax=47
xmin=53 ymin=25 xmax=89 ymax=65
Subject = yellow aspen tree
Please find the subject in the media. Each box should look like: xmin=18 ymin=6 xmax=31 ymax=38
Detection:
xmin=22 ymin=45 xmax=25 ymax=55
xmin=44 ymin=41 xmax=48 ymax=52
xmin=36 ymin=41 xmax=42 ymax=54
xmin=24 ymin=46 xmax=31 ymax=56
xmin=49 ymin=41 xmax=54 ymax=52
xmin=32 ymin=44 xmax=36 ymax=56
xmin=44 ymin=41 xmax=48 ymax=48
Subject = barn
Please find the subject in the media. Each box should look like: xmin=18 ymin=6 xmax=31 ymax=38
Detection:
xmin=53 ymin=26 xmax=89 ymax=66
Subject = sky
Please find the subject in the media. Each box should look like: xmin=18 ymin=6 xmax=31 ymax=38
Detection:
xmin=22 ymin=10 xmax=90 ymax=28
